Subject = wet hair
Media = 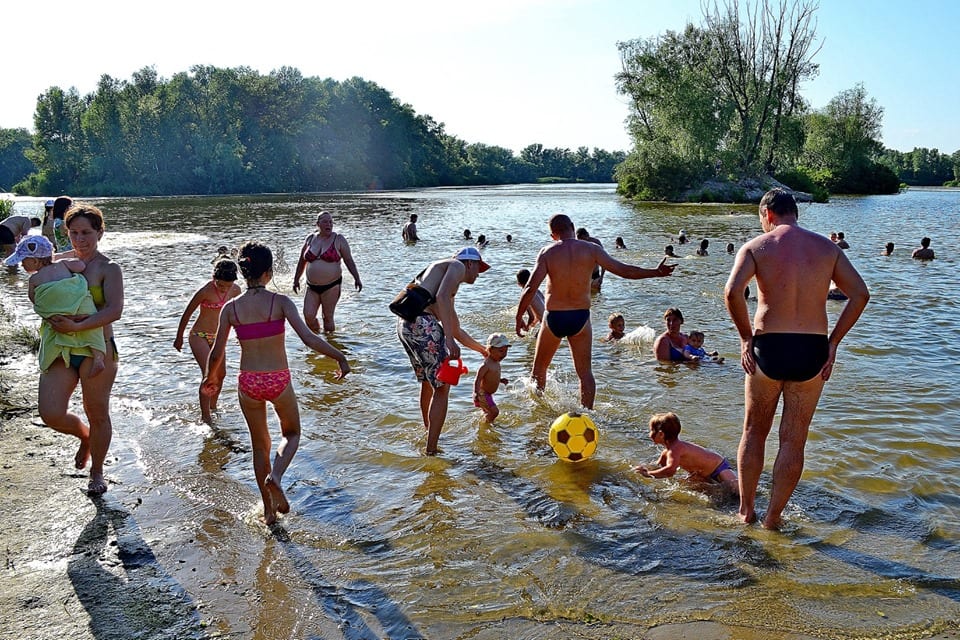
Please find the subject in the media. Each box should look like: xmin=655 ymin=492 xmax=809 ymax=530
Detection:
xmin=837 ymin=232 xmax=845 ymax=240
xmin=463 ymin=228 xmax=471 ymax=238
xmin=506 ymin=234 xmax=512 ymax=242
xmin=213 ymin=258 xmax=238 ymax=281
xmin=52 ymin=196 xmax=74 ymax=220
xmin=760 ymin=188 xmax=798 ymax=218
xmin=549 ymin=214 xmax=574 ymax=235
xmin=665 ymin=244 xmax=675 ymax=255
xmin=516 ymin=268 xmax=530 ymax=286
xmin=65 ymin=204 xmax=105 ymax=232
xmin=885 ymin=242 xmax=895 ymax=252
xmin=726 ymin=242 xmax=735 ymax=253
xmin=663 ymin=307 xmax=684 ymax=322
xmin=688 ymin=330 xmax=704 ymax=342
xmin=608 ymin=312 xmax=624 ymax=325
xmin=315 ymin=211 xmax=332 ymax=225
xmin=921 ymin=237 xmax=931 ymax=248
xmin=237 ymin=241 xmax=273 ymax=281
xmin=615 ymin=236 xmax=625 ymax=247
xmin=649 ymin=412 xmax=682 ymax=443
xmin=476 ymin=234 xmax=486 ymax=244
xmin=699 ymin=238 xmax=709 ymax=249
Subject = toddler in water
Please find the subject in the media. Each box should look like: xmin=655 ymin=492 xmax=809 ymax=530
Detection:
xmin=684 ymin=330 xmax=724 ymax=363
xmin=516 ymin=268 xmax=544 ymax=333
xmin=4 ymin=235 xmax=105 ymax=377
xmin=635 ymin=412 xmax=738 ymax=495
xmin=604 ymin=312 xmax=626 ymax=341
xmin=473 ymin=333 xmax=510 ymax=423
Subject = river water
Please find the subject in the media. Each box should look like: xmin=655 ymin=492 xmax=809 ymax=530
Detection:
xmin=4 ymin=184 xmax=959 ymax=638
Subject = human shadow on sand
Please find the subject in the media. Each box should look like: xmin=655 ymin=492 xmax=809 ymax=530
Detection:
xmin=68 ymin=496 xmax=204 ymax=640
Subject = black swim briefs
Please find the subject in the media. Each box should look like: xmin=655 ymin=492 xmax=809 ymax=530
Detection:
xmin=752 ymin=332 xmax=829 ymax=382
xmin=545 ymin=309 xmax=590 ymax=338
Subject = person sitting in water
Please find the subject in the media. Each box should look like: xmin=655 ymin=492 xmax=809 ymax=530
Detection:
xmin=664 ymin=244 xmax=677 ymax=258
xmin=881 ymin=242 xmax=894 ymax=256
xmin=683 ymin=330 xmax=724 ymax=363
xmin=726 ymin=242 xmax=735 ymax=254
xmin=634 ymin=412 xmax=738 ymax=495
xmin=615 ymin=236 xmax=627 ymax=249
xmin=653 ymin=308 xmax=698 ymax=362
xmin=604 ymin=312 xmax=626 ymax=341
xmin=696 ymin=239 xmax=709 ymax=256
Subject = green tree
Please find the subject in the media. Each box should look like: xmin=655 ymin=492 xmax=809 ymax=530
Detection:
xmin=800 ymin=84 xmax=897 ymax=193
xmin=0 ymin=128 xmax=34 ymax=191
xmin=616 ymin=0 xmax=820 ymax=199
xmin=28 ymin=87 xmax=88 ymax=193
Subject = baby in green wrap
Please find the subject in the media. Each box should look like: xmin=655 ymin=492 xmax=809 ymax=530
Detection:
xmin=4 ymin=235 xmax=105 ymax=376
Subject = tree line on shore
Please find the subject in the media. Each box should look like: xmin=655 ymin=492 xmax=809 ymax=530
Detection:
xmin=2 ymin=1 xmax=958 ymax=201
xmin=0 ymin=66 xmax=625 ymax=197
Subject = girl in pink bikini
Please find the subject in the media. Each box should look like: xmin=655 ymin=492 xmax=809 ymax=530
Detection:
xmin=174 ymin=258 xmax=242 ymax=424
xmin=202 ymin=241 xmax=350 ymax=525
xmin=292 ymin=211 xmax=362 ymax=333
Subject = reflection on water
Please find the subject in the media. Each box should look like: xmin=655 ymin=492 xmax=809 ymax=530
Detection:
xmin=6 ymin=186 xmax=960 ymax=637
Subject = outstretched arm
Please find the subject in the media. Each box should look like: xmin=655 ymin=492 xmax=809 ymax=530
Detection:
xmin=597 ymin=248 xmax=676 ymax=280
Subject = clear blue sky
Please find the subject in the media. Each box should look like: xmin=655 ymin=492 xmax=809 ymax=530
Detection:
xmin=4 ymin=0 xmax=958 ymax=154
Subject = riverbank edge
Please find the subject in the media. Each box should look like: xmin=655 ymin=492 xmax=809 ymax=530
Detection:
xmin=1 ymin=299 xmax=957 ymax=640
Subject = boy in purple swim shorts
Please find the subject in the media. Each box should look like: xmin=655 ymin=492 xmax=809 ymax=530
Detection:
xmin=634 ymin=412 xmax=739 ymax=495
xmin=473 ymin=333 xmax=510 ymax=423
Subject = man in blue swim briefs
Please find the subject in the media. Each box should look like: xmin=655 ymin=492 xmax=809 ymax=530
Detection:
xmin=724 ymin=188 xmax=869 ymax=531
xmin=515 ymin=213 xmax=676 ymax=409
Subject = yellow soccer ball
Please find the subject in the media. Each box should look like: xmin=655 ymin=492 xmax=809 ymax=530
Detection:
xmin=549 ymin=412 xmax=599 ymax=462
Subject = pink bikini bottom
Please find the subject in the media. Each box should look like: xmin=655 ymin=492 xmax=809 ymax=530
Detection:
xmin=238 ymin=369 xmax=291 ymax=402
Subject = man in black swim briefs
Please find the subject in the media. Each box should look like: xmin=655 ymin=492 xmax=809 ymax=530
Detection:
xmin=516 ymin=213 xmax=675 ymax=409
xmin=724 ymin=188 xmax=869 ymax=530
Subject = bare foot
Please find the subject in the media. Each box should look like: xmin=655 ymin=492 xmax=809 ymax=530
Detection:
xmin=738 ymin=510 xmax=757 ymax=524
xmin=761 ymin=515 xmax=783 ymax=531
xmin=88 ymin=356 xmax=105 ymax=378
xmin=264 ymin=475 xmax=290 ymax=514
xmin=87 ymin=475 xmax=108 ymax=496
xmin=75 ymin=438 xmax=91 ymax=470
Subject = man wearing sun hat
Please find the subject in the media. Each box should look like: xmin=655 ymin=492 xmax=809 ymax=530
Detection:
xmin=395 ymin=246 xmax=490 ymax=455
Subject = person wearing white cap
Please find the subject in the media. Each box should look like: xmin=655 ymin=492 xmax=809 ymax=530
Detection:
xmin=1 ymin=214 xmax=42 ymax=269
xmin=394 ymin=246 xmax=490 ymax=454
xmin=473 ymin=332 xmax=510 ymax=423
xmin=516 ymin=213 xmax=676 ymax=409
